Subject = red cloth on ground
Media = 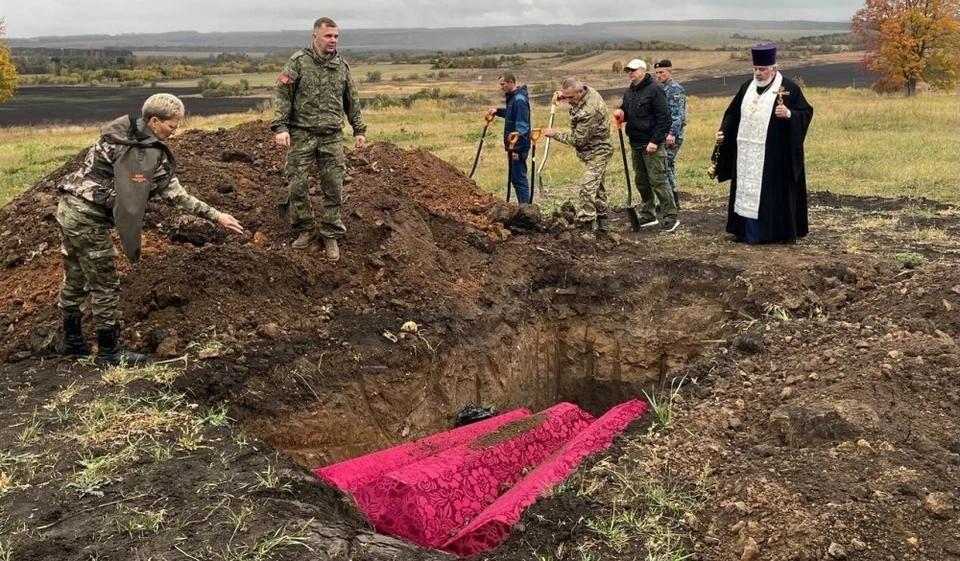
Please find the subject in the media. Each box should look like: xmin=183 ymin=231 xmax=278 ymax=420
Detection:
xmin=315 ymin=400 xmax=647 ymax=556
xmin=351 ymin=402 xmax=594 ymax=548
xmin=441 ymin=399 xmax=648 ymax=557
xmin=315 ymin=408 xmax=531 ymax=493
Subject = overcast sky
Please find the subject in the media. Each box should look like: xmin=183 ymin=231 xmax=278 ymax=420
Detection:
xmin=3 ymin=0 xmax=861 ymax=38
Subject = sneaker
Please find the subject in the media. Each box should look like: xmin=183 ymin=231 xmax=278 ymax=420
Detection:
xmin=291 ymin=231 xmax=315 ymax=249
xmin=638 ymin=217 xmax=659 ymax=228
xmin=322 ymin=237 xmax=340 ymax=262
xmin=662 ymin=220 xmax=680 ymax=233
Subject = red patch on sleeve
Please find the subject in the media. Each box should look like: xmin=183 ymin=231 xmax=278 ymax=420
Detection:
xmin=278 ymin=74 xmax=291 ymax=85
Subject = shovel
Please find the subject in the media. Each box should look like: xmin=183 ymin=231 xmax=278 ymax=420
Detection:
xmin=468 ymin=112 xmax=495 ymax=179
xmin=615 ymin=113 xmax=641 ymax=232
xmin=528 ymin=127 xmax=542 ymax=204
xmin=535 ymin=91 xmax=561 ymax=196
xmin=505 ymin=132 xmax=520 ymax=202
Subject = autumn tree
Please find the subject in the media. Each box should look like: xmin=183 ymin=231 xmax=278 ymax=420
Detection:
xmin=611 ymin=61 xmax=624 ymax=72
xmin=852 ymin=0 xmax=960 ymax=96
xmin=0 ymin=18 xmax=19 ymax=104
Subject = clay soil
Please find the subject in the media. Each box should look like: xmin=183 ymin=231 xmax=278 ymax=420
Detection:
xmin=1 ymin=120 xmax=959 ymax=561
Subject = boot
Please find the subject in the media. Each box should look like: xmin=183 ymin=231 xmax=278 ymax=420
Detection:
xmin=95 ymin=327 xmax=147 ymax=367
xmin=322 ymin=237 xmax=340 ymax=262
xmin=55 ymin=314 xmax=90 ymax=357
xmin=579 ymin=219 xmax=598 ymax=241
xmin=673 ymin=190 xmax=681 ymax=210
xmin=291 ymin=231 xmax=315 ymax=249
xmin=597 ymin=216 xmax=610 ymax=232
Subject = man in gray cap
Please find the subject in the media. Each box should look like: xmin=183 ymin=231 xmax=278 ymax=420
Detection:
xmin=654 ymin=59 xmax=685 ymax=209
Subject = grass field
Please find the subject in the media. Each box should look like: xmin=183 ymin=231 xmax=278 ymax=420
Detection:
xmin=155 ymin=65 xmax=438 ymax=88
xmin=555 ymin=50 xmax=733 ymax=71
xmin=2 ymin=90 xmax=958 ymax=209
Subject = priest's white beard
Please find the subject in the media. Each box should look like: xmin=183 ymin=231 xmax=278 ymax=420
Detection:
xmin=756 ymin=76 xmax=774 ymax=87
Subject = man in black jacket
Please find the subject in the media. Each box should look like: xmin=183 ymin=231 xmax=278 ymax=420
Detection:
xmin=614 ymin=59 xmax=679 ymax=232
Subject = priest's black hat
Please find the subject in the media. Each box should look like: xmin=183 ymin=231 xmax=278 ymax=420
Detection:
xmin=751 ymin=44 xmax=777 ymax=66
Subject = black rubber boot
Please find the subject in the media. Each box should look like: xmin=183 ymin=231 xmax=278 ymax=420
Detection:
xmin=55 ymin=314 xmax=91 ymax=357
xmin=95 ymin=327 xmax=147 ymax=367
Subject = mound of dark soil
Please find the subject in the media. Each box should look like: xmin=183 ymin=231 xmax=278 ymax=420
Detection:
xmin=0 ymin=120 xmax=536 ymax=363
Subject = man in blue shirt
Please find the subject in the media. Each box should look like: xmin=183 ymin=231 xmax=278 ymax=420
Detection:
xmin=654 ymin=59 xmax=686 ymax=209
xmin=487 ymin=71 xmax=531 ymax=203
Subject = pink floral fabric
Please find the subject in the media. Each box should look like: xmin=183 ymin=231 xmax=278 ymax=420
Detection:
xmin=315 ymin=408 xmax=531 ymax=493
xmin=352 ymin=403 xmax=594 ymax=548
xmin=441 ymin=399 xmax=648 ymax=557
xmin=314 ymin=400 xmax=647 ymax=556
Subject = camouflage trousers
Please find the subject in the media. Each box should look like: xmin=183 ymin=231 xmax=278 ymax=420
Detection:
xmin=283 ymin=129 xmax=346 ymax=239
xmin=574 ymin=156 xmax=610 ymax=224
xmin=632 ymin=145 xmax=677 ymax=223
xmin=56 ymin=194 xmax=120 ymax=330
xmin=666 ymin=139 xmax=683 ymax=193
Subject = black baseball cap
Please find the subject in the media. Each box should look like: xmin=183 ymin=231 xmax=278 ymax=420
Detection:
xmin=653 ymin=60 xmax=672 ymax=69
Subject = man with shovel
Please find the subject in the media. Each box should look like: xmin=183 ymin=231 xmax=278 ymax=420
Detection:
xmin=486 ymin=71 xmax=531 ymax=204
xmin=613 ymin=59 xmax=679 ymax=233
xmin=544 ymin=77 xmax=613 ymax=238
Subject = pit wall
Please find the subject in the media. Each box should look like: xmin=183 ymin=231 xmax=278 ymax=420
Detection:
xmin=246 ymin=292 xmax=725 ymax=468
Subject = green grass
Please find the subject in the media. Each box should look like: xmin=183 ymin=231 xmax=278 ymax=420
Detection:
xmin=2 ymin=89 xmax=958 ymax=209
xmin=156 ymin=72 xmax=282 ymax=88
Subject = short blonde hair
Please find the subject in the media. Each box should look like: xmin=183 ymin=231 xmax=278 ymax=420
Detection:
xmin=142 ymin=93 xmax=185 ymax=121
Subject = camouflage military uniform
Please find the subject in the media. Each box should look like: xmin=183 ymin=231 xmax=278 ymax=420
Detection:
xmin=553 ymin=87 xmax=614 ymax=226
xmin=271 ymin=47 xmax=366 ymax=239
xmin=662 ymin=78 xmax=686 ymax=194
xmin=57 ymin=118 xmax=222 ymax=330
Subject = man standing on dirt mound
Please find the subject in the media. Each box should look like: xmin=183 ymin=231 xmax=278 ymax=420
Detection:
xmin=613 ymin=59 xmax=679 ymax=233
xmin=486 ymin=71 xmax=531 ymax=204
xmin=54 ymin=94 xmax=245 ymax=367
xmin=543 ymin=77 xmax=614 ymax=239
xmin=271 ymin=16 xmax=367 ymax=261
xmin=714 ymin=44 xmax=813 ymax=244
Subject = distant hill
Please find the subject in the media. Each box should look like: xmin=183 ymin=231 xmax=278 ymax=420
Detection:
xmin=8 ymin=19 xmax=850 ymax=53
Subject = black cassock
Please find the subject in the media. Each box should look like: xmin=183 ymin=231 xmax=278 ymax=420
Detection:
xmin=715 ymin=76 xmax=813 ymax=244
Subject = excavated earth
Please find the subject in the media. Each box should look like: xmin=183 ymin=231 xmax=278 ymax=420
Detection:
xmin=1 ymin=120 xmax=959 ymax=561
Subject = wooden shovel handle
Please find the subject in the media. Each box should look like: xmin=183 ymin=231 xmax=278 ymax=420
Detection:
xmin=508 ymin=132 xmax=520 ymax=150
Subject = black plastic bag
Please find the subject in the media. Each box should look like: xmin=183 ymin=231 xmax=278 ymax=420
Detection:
xmin=455 ymin=404 xmax=495 ymax=428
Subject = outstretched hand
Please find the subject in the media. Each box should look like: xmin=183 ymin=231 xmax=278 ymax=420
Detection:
xmin=218 ymin=213 xmax=244 ymax=234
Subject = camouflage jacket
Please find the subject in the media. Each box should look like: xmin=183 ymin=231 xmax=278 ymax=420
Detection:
xmin=554 ymin=87 xmax=613 ymax=162
xmin=663 ymin=79 xmax=686 ymax=140
xmin=59 ymin=116 xmax=220 ymax=224
xmin=271 ymin=47 xmax=366 ymax=138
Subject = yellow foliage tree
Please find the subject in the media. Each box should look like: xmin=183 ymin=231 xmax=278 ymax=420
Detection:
xmin=0 ymin=18 xmax=19 ymax=104
xmin=852 ymin=0 xmax=960 ymax=96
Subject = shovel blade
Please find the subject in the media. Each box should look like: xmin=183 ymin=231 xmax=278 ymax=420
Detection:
xmin=627 ymin=206 xmax=642 ymax=232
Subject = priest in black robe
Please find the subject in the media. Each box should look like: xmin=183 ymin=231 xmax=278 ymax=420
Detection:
xmin=714 ymin=44 xmax=813 ymax=244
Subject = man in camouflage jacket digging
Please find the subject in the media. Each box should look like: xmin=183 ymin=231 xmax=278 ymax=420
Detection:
xmin=271 ymin=16 xmax=367 ymax=261
xmin=55 ymin=93 xmax=244 ymax=367
xmin=544 ymin=77 xmax=614 ymax=238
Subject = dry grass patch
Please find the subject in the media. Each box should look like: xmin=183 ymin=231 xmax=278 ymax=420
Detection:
xmin=69 ymin=392 xmax=192 ymax=447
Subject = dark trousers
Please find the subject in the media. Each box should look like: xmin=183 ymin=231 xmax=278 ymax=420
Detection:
xmin=509 ymin=150 xmax=530 ymax=204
